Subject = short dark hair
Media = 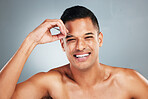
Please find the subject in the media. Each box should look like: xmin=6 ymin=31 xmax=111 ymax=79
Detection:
xmin=60 ymin=5 xmax=100 ymax=33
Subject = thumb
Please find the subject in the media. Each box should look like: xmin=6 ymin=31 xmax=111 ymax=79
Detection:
xmin=52 ymin=33 xmax=65 ymax=41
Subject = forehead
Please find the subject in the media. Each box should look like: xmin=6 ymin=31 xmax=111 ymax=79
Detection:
xmin=65 ymin=17 xmax=97 ymax=36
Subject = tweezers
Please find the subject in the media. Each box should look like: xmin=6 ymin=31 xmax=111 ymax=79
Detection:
xmin=53 ymin=27 xmax=71 ymax=35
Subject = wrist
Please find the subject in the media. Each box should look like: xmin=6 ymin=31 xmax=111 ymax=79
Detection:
xmin=18 ymin=35 xmax=38 ymax=56
xmin=26 ymin=33 xmax=38 ymax=47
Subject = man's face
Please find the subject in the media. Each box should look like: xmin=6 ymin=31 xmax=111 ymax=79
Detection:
xmin=60 ymin=17 xmax=103 ymax=70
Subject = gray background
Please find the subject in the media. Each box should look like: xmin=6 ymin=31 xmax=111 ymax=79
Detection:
xmin=0 ymin=0 xmax=148 ymax=83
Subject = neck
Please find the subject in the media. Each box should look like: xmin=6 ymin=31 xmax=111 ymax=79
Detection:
xmin=70 ymin=61 xmax=105 ymax=88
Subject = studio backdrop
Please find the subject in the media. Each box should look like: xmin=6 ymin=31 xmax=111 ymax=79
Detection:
xmin=0 ymin=0 xmax=148 ymax=83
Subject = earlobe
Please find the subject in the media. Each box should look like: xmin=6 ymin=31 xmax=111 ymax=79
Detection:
xmin=98 ymin=32 xmax=103 ymax=47
xmin=60 ymin=39 xmax=65 ymax=52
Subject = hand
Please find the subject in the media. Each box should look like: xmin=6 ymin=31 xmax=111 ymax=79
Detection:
xmin=28 ymin=19 xmax=68 ymax=45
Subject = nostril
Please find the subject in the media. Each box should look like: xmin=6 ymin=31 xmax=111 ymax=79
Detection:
xmin=76 ymin=40 xmax=86 ymax=51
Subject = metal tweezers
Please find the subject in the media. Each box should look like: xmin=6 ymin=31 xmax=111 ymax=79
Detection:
xmin=53 ymin=27 xmax=71 ymax=35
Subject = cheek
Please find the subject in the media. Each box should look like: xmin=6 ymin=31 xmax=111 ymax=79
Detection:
xmin=65 ymin=42 xmax=76 ymax=54
xmin=87 ymin=39 xmax=99 ymax=48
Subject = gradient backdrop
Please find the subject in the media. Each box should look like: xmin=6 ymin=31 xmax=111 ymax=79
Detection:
xmin=0 ymin=0 xmax=148 ymax=83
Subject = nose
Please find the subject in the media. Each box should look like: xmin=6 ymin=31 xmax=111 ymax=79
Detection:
xmin=76 ymin=39 xmax=87 ymax=51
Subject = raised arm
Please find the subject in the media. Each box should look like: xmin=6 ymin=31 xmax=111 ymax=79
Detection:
xmin=0 ymin=19 xmax=68 ymax=99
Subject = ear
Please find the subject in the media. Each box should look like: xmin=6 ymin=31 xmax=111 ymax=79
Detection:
xmin=60 ymin=39 xmax=65 ymax=52
xmin=98 ymin=32 xmax=103 ymax=47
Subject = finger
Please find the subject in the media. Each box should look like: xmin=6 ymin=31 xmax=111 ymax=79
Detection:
xmin=52 ymin=33 xmax=65 ymax=41
xmin=38 ymin=32 xmax=64 ymax=44
xmin=58 ymin=19 xmax=68 ymax=35
xmin=45 ymin=23 xmax=65 ymax=36
xmin=50 ymin=19 xmax=66 ymax=36
xmin=43 ymin=19 xmax=67 ymax=36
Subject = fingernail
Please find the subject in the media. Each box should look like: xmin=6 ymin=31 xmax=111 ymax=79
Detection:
xmin=66 ymin=29 xmax=69 ymax=33
xmin=59 ymin=35 xmax=64 ymax=39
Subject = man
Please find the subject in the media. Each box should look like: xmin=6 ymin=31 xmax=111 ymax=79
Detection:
xmin=0 ymin=6 xmax=148 ymax=99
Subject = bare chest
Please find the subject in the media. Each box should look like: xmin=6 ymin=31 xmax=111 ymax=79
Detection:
xmin=66 ymin=85 xmax=131 ymax=99
xmin=50 ymin=83 xmax=132 ymax=99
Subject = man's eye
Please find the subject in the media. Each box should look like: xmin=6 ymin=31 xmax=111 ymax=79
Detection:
xmin=67 ymin=39 xmax=76 ymax=42
xmin=85 ymin=36 xmax=93 ymax=39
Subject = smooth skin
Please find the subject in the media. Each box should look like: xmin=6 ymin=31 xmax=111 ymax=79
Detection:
xmin=0 ymin=18 xmax=148 ymax=99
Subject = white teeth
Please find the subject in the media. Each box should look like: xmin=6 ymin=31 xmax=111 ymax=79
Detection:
xmin=76 ymin=54 xmax=89 ymax=58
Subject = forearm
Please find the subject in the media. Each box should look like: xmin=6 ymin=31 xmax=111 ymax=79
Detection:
xmin=0 ymin=19 xmax=67 ymax=99
xmin=0 ymin=36 xmax=37 ymax=99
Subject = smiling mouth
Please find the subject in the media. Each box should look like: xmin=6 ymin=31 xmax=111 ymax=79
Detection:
xmin=73 ymin=52 xmax=91 ymax=58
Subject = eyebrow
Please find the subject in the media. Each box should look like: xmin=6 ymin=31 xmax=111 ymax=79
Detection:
xmin=85 ymin=32 xmax=94 ymax=35
xmin=65 ymin=35 xmax=74 ymax=39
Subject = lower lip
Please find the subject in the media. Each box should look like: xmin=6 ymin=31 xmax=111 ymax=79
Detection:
xmin=74 ymin=54 xmax=90 ymax=62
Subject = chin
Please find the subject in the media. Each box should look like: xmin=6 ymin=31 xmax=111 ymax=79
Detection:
xmin=68 ymin=54 xmax=99 ymax=71
xmin=71 ymin=62 xmax=93 ymax=71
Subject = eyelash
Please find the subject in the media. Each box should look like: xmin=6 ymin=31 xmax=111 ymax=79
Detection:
xmin=67 ymin=39 xmax=76 ymax=42
xmin=85 ymin=36 xmax=93 ymax=39
xmin=67 ymin=36 xmax=94 ymax=42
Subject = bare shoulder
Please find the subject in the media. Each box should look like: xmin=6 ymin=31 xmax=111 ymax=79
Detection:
xmin=110 ymin=66 xmax=148 ymax=86
xmin=103 ymin=64 xmax=148 ymax=84
xmin=26 ymin=64 xmax=70 ymax=83
xmin=103 ymin=64 xmax=148 ymax=98
xmin=25 ymin=64 xmax=70 ymax=87
xmin=12 ymin=72 xmax=51 ymax=98
xmin=12 ymin=65 xmax=68 ymax=99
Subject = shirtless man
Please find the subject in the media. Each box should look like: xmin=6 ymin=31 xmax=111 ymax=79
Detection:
xmin=0 ymin=6 xmax=148 ymax=99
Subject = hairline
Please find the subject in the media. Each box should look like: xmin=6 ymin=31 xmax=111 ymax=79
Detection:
xmin=64 ymin=17 xmax=100 ymax=35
